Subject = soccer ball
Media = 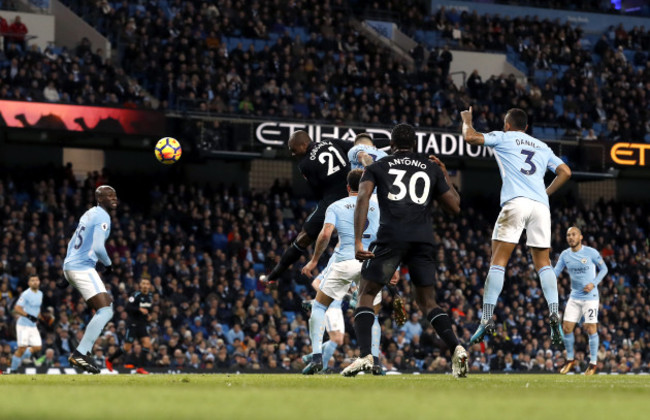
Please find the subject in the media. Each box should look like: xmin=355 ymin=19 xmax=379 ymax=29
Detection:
xmin=155 ymin=137 xmax=182 ymax=164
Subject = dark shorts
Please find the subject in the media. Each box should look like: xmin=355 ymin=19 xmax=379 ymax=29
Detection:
xmin=303 ymin=196 xmax=340 ymax=239
xmin=125 ymin=324 xmax=148 ymax=343
xmin=361 ymin=241 xmax=437 ymax=287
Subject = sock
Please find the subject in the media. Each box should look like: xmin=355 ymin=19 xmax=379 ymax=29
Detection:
xmin=482 ymin=265 xmax=505 ymax=322
xmin=109 ymin=347 xmax=124 ymax=362
xmin=588 ymin=333 xmax=599 ymax=364
xmin=21 ymin=348 xmax=32 ymax=360
xmin=354 ymin=307 xmax=375 ymax=357
xmin=371 ymin=315 xmax=381 ymax=358
xmin=77 ymin=304 xmax=114 ymax=355
xmin=321 ymin=340 xmax=337 ymax=368
xmin=11 ymin=355 xmax=21 ymax=371
xmin=268 ymin=241 xmax=306 ymax=281
xmin=428 ymin=308 xmax=459 ymax=350
xmin=308 ymin=301 xmax=327 ymax=362
xmin=564 ymin=332 xmax=575 ymax=360
xmin=538 ymin=266 xmax=559 ymax=315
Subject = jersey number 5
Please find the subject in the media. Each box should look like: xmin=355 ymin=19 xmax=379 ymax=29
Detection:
xmin=73 ymin=226 xmax=86 ymax=250
xmin=520 ymin=150 xmax=537 ymax=175
xmin=387 ymin=169 xmax=431 ymax=204
xmin=319 ymin=146 xmax=347 ymax=176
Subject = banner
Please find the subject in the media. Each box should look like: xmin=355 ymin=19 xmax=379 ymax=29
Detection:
xmin=0 ymin=100 xmax=166 ymax=136
xmin=609 ymin=142 xmax=650 ymax=166
xmin=254 ymin=121 xmax=494 ymax=159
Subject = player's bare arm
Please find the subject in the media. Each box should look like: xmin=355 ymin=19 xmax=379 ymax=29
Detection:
xmin=354 ymin=179 xmax=375 ymax=261
xmin=429 ymin=155 xmax=460 ymax=214
xmin=301 ymin=223 xmax=335 ymax=278
xmin=357 ymin=151 xmax=375 ymax=168
xmin=546 ymin=163 xmax=572 ymax=196
xmin=461 ymin=107 xmax=485 ymax=145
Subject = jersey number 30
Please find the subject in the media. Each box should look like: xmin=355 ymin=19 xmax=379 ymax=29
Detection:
xmin=319 ymin=146 xmax=347 ymax=176
xmin=387 ymin=169 xmax=431 ymax=204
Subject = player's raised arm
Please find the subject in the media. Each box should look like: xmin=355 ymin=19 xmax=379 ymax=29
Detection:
xmin=354 ymin=178 xmax=375 ymax=261
xmin=461 ymin=107 xmax=485 ymax=145
xmin=430 ymin=155 xmax=460 ymax=214
xmin=546 ymin=163 xmax=572 ymax=196
xmin=302 ymin=222 xmax=336 ymax=278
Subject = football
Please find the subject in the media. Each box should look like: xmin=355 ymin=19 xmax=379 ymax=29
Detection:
xmin=154 ymin=137 xmax=182 ymax=164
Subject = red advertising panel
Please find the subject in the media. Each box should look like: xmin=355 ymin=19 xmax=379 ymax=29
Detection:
xmin=0 ymin=100 xmax=165 ymax=136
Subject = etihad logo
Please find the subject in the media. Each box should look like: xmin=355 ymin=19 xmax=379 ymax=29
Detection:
xmin=610 ymin=143 xmax=650 ymax=166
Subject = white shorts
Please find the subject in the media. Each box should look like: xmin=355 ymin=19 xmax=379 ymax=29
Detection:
xmin=320 ymin=259 xmax=381 ymax=306
xmin=325 ymin=307 xmax=344 ymax=333
xmin=564 ymin=298 xmax=599 ymax=324
xmin=64 ymin=269 xmax=107 ymax=301
xmin=16 ymin=325 xmax=42 ymax=347
xmin=492 ymin=197 xmax=551 ymax=248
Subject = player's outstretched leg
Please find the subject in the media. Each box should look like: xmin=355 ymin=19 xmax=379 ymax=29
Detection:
xmin=262 ymin=238 xmax=309 ymax=284
xmin=303 ymin=300 xmax=327 ymax=375
xmin=427 ymin=307 xmax=468 ymax=378
xmin=469 ymin=265 xmax=504 ymax=344
xmin=538 ymin=265 xmax=562 ymax=346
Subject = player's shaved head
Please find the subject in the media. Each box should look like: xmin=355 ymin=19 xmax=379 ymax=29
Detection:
xmin=354 ymin=133 xmax=373 ymax=145
xmin=96 ymin=185 xmax=118 ymax=210
xmin=567 ymin=226 xmax=582 ymax=235
xmin=505 ymin=108 xmax=528 ymax=131
xmin=95 ymin=185 xmax=115 ymax=200
xmin=288 ymin=130 xmax=312 ymax=157
xmin=347 ymin=169 xmax=364 ymax=192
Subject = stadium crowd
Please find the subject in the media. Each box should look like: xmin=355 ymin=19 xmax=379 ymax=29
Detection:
xmin=0 ymin=166 xmax=647 ymax=374
xmin=47 ymin=1 xmax=648 ymax=143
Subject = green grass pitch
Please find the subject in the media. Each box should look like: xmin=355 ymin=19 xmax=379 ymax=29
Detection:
xmin=1 ymin=374 xmax=647 ymax=420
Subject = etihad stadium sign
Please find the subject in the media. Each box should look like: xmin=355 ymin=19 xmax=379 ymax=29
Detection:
xmin=254 ymin=122 xmax=494 ymax=159
xmin=610 ymin=143 xmax=650 ymax=166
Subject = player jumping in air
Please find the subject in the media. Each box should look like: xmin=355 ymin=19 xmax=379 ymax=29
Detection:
xmin=63 ymin=185 xmax=117 ymax=373
xmin=344 ymin=124 xmax=469 ymax=378
xmin=11 ymin=274 xmax=43 ymax=373
xmin=261 ymin=131 xmax=352 ymax=286
xmin=462 ymin=107 xmax=572 ymax=347
xmin=301 ymin=169 xmax=387 ymax=375
xmin=555 ymin=227 xmax=608 ymax=375
xmin=347 ymin=133 xmax=388 ymax=169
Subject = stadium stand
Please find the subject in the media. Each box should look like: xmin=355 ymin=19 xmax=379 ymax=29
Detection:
xmin=0 ymin=167 xmax=647 ymax=373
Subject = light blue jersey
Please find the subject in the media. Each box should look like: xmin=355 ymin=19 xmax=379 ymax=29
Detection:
xmin=483 ymin=131 xmax=564 ymax=207
xmin=16 ymin=289 xmax=43 ymax=327
xmin=554 ymin=246 xmax=608 ymax=301
xmin=64 ymin=206 xmax=112 ymax=271
xmin=323 ymin=195 xmax=379 ymax=263
xmin=348 ymin=144 xmax=388 ymax=169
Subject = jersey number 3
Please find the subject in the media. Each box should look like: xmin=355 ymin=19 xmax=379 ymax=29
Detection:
xmin=319 ymin=146 xmax=347 ymax=176
xmin=387 ymin=169 xmax=431 ymax=204
xmin=520 ymin=150 xmax=537 ymax=175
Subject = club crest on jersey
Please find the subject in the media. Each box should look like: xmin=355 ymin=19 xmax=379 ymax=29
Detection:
xmin=101 ymin=223 xmax=108 ymax=231
xmin=581 ymin=258 xmax=588 ymax=264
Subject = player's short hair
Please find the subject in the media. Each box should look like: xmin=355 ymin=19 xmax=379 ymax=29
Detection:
xmin=391 ymin=124 xmax=416 ymax=149
xmin=347 ymin=169 xmax=364 ymax=192
xmin=505 ymin=108 xmax=528 ymax=130
xmin=567 ymin=226 xmax=582 ymax=235
xmin=354 ymin=133 xmax=373 ymax=144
